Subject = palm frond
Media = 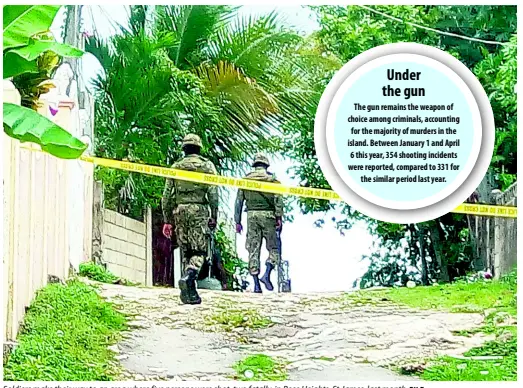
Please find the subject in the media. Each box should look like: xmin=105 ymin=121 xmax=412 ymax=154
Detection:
xmin=154 ymin=5 xmax=237 ymax=69
xmin=195 ymin=60 xmax=279 ymax=125
xmin=129 ymin=5 xmax=149 ymax=35
xmin=207 ymin=11 xmax=301 ymax=79
xmin=204 ymin=12 xmax=330 ymax=126
xmin=85 ymin=34 xmax=114 ymax=72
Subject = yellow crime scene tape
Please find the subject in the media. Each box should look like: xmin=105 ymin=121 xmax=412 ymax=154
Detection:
xmin=80 ymin=154 xmax=342 ymax=200
xmin=21 ymin=145 xmax=517 ymax=218
xmin=452 ymin=203 xmax=517 ymax=218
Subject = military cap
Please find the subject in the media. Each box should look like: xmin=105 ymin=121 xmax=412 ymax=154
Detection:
xmin=182 ymin=133 xmax=202 ymax=148
xmin=252 ymin=153 xmax=270 ymax=167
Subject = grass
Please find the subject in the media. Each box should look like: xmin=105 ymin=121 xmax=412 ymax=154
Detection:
xmin=371 ymin=271 xmax=517 ymax=382
xmin=204 ymin=307 xmax=273 ymax=332
xmin=421 ymin=329 xmax=517 ymax=381
xmin=312 ymin=356 xmax=336 ymax=362
xmin=79 ymin=262 xmax=120 ymax=283
xmin=384 ymin=280 xmax=515 ymax=314
xmin=231 ymin=354 xmax=288 ymax=381
xmin=3 ymin=280 xmax=127 ymax=381
xmin=198 ymin=299 xmax=273 ymax=333
xmin=345 ymin=276 xmax=516 ymax=315
xmin=79 ymin=262 xmax=136 ymax=286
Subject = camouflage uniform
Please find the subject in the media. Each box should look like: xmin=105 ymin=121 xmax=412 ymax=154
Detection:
xmin=234 ymin=154 xmax=284 ymax=276
xmin=162 ymin=135 xmax=218 ymax=273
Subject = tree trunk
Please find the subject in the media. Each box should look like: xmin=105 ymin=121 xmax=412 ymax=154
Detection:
xmin=407 ymin=224 xmax=418 ymax=271
xmin=418 ymin=225 xmax=429 ymax=285
xmin=428 ymin=220 xmax=450 ymax=282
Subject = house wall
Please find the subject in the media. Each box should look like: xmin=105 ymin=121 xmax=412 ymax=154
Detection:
xmin=2 ymin=78 xmax=93 ymax=342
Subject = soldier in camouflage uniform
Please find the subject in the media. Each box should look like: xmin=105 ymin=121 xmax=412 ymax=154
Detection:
xmin=162 ymin=134 xmax=218 ymax=305
xmin=234 ymin=153 xmax=283 ymax=293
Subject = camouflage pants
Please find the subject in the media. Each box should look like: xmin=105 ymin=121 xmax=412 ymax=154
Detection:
xmin=245 ymin=210 xmax=280 ymax=275
xmin=174 ymin=204 xmax=210 ymax=272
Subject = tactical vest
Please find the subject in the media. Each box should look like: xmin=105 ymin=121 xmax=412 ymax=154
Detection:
xmin=243 ymin=169 xmax=277 ymax=212
xmin=175 ymin=155 xmax=212 ymax=205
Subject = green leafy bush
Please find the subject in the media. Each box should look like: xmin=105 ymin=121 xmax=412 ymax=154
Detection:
xmin=79 ymin=262 xmax=129 ymax=285
xmin=214 ymin=222 xmax=248 ymax=290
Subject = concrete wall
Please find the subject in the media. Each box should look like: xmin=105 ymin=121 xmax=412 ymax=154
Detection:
xmin=102 ymin=209 xmax=152 ymax=285
xmin=91 ymin=182 xmax=153 ymax=286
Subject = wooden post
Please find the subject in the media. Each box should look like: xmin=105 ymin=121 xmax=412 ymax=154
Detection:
xmin=92 ymin=181 xmax=104 ymax=265
xmin=145 ymin=207 xmax=153 ymax=287
xmin=491 ymin=190 xmax=503 ymax=278
xmin=3 ymin=81 xmax=21 ymax=342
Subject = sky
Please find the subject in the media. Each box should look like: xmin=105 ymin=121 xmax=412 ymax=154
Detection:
xmin=229 ymin=155 xmax=374 ymax=294
xmin=51 ymin=5 xmax=375 ymax=293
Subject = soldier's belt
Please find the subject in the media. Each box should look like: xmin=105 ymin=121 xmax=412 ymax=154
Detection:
xmin=20 ymin=145 xmax=517 ymax=218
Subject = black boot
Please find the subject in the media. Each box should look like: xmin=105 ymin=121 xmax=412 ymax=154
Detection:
xmin=260 ymin=262 xmax=274 ymax=291
xmin=179 ymin=269 xmax=201 ymax=305
xmin=252 ymin=275 xmax=262 ymax=293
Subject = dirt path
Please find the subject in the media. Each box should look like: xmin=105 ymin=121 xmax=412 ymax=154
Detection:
xmin=96 ymin=283 xmax=492 ymax=381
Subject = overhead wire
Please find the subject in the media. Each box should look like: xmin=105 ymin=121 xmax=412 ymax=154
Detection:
xmin=358 ymin=5 xmax=514 ymax=46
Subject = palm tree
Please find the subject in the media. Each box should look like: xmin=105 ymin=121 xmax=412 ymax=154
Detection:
xmin=153 ymin=5 xmax=315 ymax=129
xmin=87 ymin=5 xmax=315 ymax=168
xmin=85 ymin=5 xmax=319 ymax=216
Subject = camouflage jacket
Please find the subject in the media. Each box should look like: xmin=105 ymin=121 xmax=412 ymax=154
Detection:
xmin=234 ymin=167 xmax=284 ymax=223
xmin=162 ymin=154 xmax=218 ymax=224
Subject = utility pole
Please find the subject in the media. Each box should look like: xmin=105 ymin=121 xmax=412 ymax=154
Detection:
xmin=60 ymin=5 xmax=96 ymax=272
xmin=62 ymin=5 xmax=94 ymax=145
xmin=63 ymin=6 xmax=83 ymax=54
xmin=62 ymin=5 xmax=83 ymax=90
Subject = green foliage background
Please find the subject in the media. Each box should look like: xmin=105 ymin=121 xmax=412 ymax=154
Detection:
xmin=284 ymin=5 xmax=517 ymax=287
xmin=88 ymin=5 xmax=517 ymax=287
xmin=214 ymin=223 xmax=248 ymax=290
